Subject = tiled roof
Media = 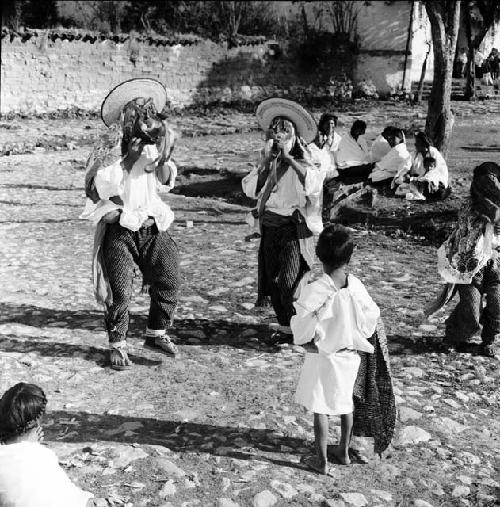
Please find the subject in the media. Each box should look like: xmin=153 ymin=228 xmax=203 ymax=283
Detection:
xmin=1 ymin=27 xmax=269 ymax=46
xmin=1 ymin=27 xmax=202 ymax=45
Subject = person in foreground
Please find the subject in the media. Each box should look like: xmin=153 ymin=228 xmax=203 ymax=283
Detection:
xmin=0 ymin=383 xmax=97 ymax=507
xmin=291 ymin=224 xmax=380 ymax=474
xmin=427 ymin=162 xmax=500 ymax=358
xmin=242 ymin=98 xmax=327 ymax=344
xmin=81 ymin=78 xmax=180 ymax=370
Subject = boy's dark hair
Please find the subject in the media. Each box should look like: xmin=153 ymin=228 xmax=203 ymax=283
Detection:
xmin=316 ymin=224 xmax=354 ymax=269
xmin=351 ymin=119 xmax=367 ymax=135
xmin=318 ymin=113 xmax=338 ymax=134
xmin=0 ymin=383 xmax=47 ymax=443
xmin=423 ymin=156 xmax=436 ymax=167
xmin=381 ymin=126 xmax=394 ymax=139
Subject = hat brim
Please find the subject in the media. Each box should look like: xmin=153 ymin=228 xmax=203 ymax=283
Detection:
xmin=101 ymin=78 xmax=167 ymax=127
xmin=256 ymin=98 xmax=317 ymax=144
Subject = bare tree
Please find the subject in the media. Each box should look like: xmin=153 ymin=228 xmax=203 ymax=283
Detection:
xmin=423 ymin=1 xmax=461 ymax=158
xmin=325 ymin=0 xmax=362 ymax=41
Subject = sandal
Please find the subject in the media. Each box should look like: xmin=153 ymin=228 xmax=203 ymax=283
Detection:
xmin=108 ymin=341 xmax=132 ymax=371
xmin=144 ymin=334 xmax=178 ymax=356
xmin=264 ymin=330 xmax=293 ymax=346
xmin=479 ymin=344 xmax=499 ymax=358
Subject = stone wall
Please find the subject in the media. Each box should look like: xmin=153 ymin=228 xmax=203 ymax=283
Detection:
xmin=1 ymin=32 xmax=352 ymax=116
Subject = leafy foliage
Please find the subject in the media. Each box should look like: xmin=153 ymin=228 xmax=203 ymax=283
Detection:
xmin=2 ymin=0 xmax=58 ymax=29
xmin=3 ymin=0 xmax=285 ymax=42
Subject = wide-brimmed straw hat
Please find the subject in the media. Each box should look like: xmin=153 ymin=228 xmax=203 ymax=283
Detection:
xmin=101 ymin=78 xmax=167 ymax=127
xmin=256 ymin=98 xmax=317 ymax=143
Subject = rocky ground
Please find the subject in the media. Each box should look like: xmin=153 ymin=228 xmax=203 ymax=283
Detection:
xmin=0 ymin=101 xmax=499 ymax=507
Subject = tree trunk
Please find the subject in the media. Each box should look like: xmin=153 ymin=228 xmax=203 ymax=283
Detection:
xmin=464 ymin=1 xmax=475 ymax=100
xmin=424 ymin=1 xmax=461 ymax=159
xmin=416 ymin=45 xmax=431 ymax=103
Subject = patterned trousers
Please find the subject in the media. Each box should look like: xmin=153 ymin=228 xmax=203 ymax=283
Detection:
xmin=102 ymin=222 xmax=180 ymax=343
xmin=445 ymin=259 xmax=500 ymax=346
xmin=259 ymin=223 xmax=309 ymax=326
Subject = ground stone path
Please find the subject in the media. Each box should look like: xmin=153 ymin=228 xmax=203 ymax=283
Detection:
xmin=0 ymin=111 xmax=499 ymax=506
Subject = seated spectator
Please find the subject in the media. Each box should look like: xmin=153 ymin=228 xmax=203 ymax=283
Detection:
xmin=370 ymin=126 xmax=393 ymax=164
xmin=310 ymin=113 xmax=342 ymax=181
xmin=369 ymin=128 xmax=411 ymax=185
xmin=0 ymin=383 xmax=97 ymax=507
xmin=394 ymin=131 xmax=450 ymax=200
xmin=335 ymin=120 xmax=374 ymax=182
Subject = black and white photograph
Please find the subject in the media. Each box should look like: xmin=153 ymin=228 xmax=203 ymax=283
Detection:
xmin=0 ymin=1 xmax=499 ymax=505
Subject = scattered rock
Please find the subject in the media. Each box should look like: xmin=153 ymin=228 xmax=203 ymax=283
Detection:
xmin=370 ymin=490 xmax=392 ymax=502
xmin=153 ymin=457 xmax=186 ymax=478
xmin=253 ymin=490 xmax=277 ymax=507
xmin=112 ymin=446 xmax=149 ymax=468
xmin=218 ymin=499 xmax=240 ymax=507
xmin=458 ymin=452 xmax=480 ymax=465
xmin=159 ymin=480 xmax=177 ymax=498
xmin=451 ymin=486 xmax=470 ymax=497
xmin=399 ymin=406 xmax=422 ymax=422
xmin=270 ymin=480 xmax=297 ymax=499
xmin=432 ymin=417 xmax=467 ymax=434
xmin=395 ymin=426 xmax=431 ymax=445
xmin=340 ymin=493 xmax=368 ymax=506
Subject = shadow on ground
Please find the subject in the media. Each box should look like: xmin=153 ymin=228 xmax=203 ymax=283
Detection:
xmin=0 ymin=303 xmax=279 ymax=352
xmin=45 ymin=410 xmax=312 ymax=470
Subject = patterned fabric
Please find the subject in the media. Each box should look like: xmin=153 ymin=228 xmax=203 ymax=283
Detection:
xmin=353 ymin=319 xmax=396 ymax=456
xmin=445 ymin=259 xmax=500 ymax=346
xmin=102 ymin=222 xmax=180 ymax=343
xmin=471 ymin=162 xmax=500 ymax=222
xmin=437 ymin=200 xmax=493 ymax=284
xmin=85 ymin=125 xmax=122 ymax=203
xmin=257 ymin=222 xmax=309 ymax=326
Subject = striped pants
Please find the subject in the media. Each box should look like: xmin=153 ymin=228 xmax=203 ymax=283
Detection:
xmin=445 ymin=259 xmax=500 ymax=346
xmin=102 ymin=222 xmax=180 ymax=344
xmin=259 ymin=223 xmax=309 ymax=326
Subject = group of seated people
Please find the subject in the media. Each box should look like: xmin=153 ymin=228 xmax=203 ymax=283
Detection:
xmin=311 ymin=113 xmax=450 ymax=201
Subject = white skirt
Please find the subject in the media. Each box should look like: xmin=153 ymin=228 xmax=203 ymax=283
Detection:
xmin=295 ymin=350 xmax=360 ymax=416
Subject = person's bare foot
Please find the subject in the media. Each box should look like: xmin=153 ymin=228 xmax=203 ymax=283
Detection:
xmin=302 ymin=455 xmax=333 ymax=476
xmin=329 ymin=445 xmax=351 ymax=465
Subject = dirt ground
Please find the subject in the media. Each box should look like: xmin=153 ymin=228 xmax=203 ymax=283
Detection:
xmin=0 ymin=101 xmax=499 ymax=507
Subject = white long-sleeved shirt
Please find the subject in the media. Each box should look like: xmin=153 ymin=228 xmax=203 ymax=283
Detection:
xmin=410 ymin=146 xmax=449 ymax=188
xmin=369 ymin=143 xmax=412 ymax=183
xmin=370 ymin=134 xmax=391 ymax=163
xmin=241 ymin=149 xmax=327 ymax=235
xmin=291 ymin=273 xmax=378 ymax=356
xmin=336 ymin=134 xmax=370 ymax=169
xmin=0 ymin=441 xmax=93 ymax=507
xmin=80 ymin=143 xmax=176 ymax=231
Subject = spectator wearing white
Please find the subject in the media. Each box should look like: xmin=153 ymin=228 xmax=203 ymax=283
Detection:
xmin=313 ymin=113 xmax=342 ymax=180
xmin=369 ymin=128 xmax=411 ymax=185
xmin=369 ymin=126 xmax=393 ymax=164
xmin=335 ymin=120 xmax=374 ymax=182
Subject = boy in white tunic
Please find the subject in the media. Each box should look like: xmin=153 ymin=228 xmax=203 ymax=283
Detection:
xmin=291 ymin=224 xmax=379 ymax=472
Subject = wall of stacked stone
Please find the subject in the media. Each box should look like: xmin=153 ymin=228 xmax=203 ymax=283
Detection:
xmin=1 ymin=33 xmax=355 ymax=115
